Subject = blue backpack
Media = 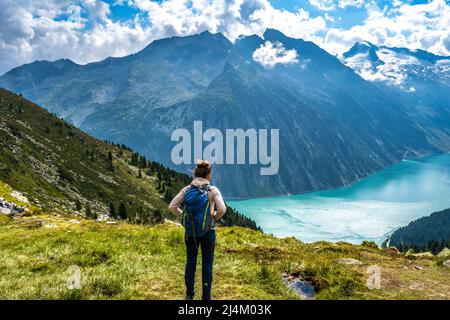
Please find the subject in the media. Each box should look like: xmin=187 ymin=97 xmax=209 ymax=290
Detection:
xmin=182 ymin=184 xmax=215 ymax=238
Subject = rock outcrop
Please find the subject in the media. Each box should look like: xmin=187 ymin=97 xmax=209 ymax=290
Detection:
xmin=438 ymin=248 xmax=450 ymax=258
xmin=0 ymin=197 xmax=26 ymax=215
xmin=337 ymin=258 xmax=363 ymax=265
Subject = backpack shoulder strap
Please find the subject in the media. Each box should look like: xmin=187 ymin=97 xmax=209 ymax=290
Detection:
xmin=206 ymin=185 xmax=216 ymax=218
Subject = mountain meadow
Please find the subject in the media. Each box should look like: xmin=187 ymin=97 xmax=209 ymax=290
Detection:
xmin=0 ymin=88 xmax=449 ymax=300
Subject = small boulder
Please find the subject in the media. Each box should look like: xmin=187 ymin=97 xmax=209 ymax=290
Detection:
xmin=414 ymin=265 xmax=424 ymax=270
xmin=0 ymin=198 xmax=26 ymax=215
xmin=20 ymin=219 xmax=44 ymax=229
xmin=337 ymin=258 xmax=363 ymax=265
xmin=442 ymin=260 xmax=450 ymax=268
xmin=438 ymin=248 xmax=450 ymax=258
xmin=0 ymin=207 xmax=12 ymax=215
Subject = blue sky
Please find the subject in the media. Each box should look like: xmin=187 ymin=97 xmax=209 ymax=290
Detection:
xmin=102 ymin=1 xmax=442 ymax=30
xmin=97 ymin=1 xmax=420 ymax=30
xmin=0 ymin=0 xmax=449 ymax=75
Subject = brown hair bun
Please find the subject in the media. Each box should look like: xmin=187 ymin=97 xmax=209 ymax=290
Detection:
xmin=194 ymin=160 xmax=212 ymax=178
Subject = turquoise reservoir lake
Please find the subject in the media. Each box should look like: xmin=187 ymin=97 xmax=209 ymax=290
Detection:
xmin=228 ymin=153 xmax=450 ymax=244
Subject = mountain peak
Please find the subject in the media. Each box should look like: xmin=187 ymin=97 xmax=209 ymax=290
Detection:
xmin=263 ymin=28 xmax=288 ymax=42
xmin=3 ymin=58 xmax=77 ymax=78
xmin=140 ymin=29 xmax=231 ymax=55
xmin=54 ymin=58 xmax=77 ymax=65
xmin=343 ymin=41 xmax=379 ymax=58
xmin=356 ymin=41 xmax=378 ymax=48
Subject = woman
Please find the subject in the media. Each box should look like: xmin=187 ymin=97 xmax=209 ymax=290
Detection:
xmin=169 ymin=160 xmax=226 ymax=300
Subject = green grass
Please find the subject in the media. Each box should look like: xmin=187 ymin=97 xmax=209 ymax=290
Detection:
xmin=0 ymin=215 xmax=448 ymax=300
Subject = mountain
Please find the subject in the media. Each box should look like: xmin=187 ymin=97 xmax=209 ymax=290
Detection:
xmin=343 ymin=42 xmax=450 ymax=148
xmin=387 ymin=208 xmax=450 ymax=254
xmin=1 ymin=30 xmax=449 ymax=197
xmin=0 ymin=31 xmax=232 ymax=126
xmin=0 ymin=88 xmax=257 ymax=229
xmin=343 ymin=41 xmax=450 ymax=88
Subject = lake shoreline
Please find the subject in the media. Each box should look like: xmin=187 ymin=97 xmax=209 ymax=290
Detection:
xmin=226 ymin=151 xmax=450 ymax=202
xmin=228 ymin=152 xmax=450 ymax=245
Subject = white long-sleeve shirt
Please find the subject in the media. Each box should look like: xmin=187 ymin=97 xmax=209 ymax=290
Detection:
xmin=168 ymin=177 xmax=227 ymax=219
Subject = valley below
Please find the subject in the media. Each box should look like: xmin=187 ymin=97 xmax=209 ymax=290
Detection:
xmin=229 ymin=153 xmax=450 ymax=244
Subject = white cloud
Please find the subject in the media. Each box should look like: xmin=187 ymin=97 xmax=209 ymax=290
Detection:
xmin=338 ymin=0 xmax=365 ymax=9
xmin=0 ymin=0 xmax=154 ymax=75
xmin=0 ymin=0 xmax=449 ymax=76
xmin=323 ymin=0 xmax=450 ymax=57
xmin=252 ymin=41 xmax=299 ymax=68
xmin=309 ymin=0 xmax=336 ymax=11
xmin=309 ymin=0 xmax=365 ymax=11
xmin=133 ymin=0 xmax=326 ymax=43
xmin=84 ymin=0 xmax=111 ymax=23
xmin=0 ymin=0 xmax=327 ymax=75
xmin=250 ymin=6 xmax=326 ymax=42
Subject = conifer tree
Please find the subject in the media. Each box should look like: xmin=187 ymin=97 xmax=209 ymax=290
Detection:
xmin=107 ymin=151 xmax=114 ymax=171
xmin=131 ymin=152 xmax=139 ymax=166
xmin=85 ymin=203 xmax=94 ymax=219
xmin=119 ymin=202 xmax=127 ymax=220
xmin=75 ymin=200 xmax=82 ymax=211
xmin=109 ymin=202 xmax=117 ymax=218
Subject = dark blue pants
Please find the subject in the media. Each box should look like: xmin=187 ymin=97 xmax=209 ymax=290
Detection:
xmin=185 ymin=229 xmax=216 ymax=300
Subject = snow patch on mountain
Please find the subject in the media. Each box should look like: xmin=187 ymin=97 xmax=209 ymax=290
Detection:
xmin=344 ymin=49 xmax=417 ymax=88
xmin=343 ymin=42 xmax=450 ymax=91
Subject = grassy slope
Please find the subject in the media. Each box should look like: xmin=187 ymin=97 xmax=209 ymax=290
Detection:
xmin=0 ymin=88 xmax=258 ymax=229
xmin=0 ymin=88 xmax=184 ymax=218
xmin=0 ymin=209 xmax=449 ymax=300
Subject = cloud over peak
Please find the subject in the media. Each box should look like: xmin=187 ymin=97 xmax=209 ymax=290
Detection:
xmin=0 ymin=0 xmax=449 ymax=75
xmin=252 ymin=41 xmax=299 ymax=68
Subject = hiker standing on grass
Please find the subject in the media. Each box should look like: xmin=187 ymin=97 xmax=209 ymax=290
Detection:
xmin=169 ymin=160 xmax=226 ymax=300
